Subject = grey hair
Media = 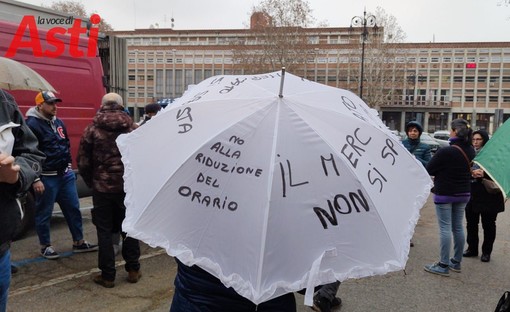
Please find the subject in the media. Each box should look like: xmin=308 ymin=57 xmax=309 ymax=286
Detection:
xmin=101 ymin=92 xmax=123 ymax=107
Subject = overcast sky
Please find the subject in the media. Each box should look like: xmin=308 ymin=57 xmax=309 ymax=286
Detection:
xmin=18 ymin=0 xmax=510 ymax=43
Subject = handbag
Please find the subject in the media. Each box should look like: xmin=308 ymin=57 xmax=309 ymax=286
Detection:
xmin=482 ymin=178 xmax=501 ymax=194
xmin=495 ymin=291 xmax=510 ymax=312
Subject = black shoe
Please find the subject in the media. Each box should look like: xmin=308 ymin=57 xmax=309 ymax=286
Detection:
xmin=331 ymin=297 xmax=342 ymax=308
xmin=481 ymin=254 xmax=491 ymax=262
xmin=463 ymin=249 xmax=478 ymax=257
xmin=11 ymin=265 xmax=18 ymax=274
xmin=312 ymin=295 xmax=332 ymax=312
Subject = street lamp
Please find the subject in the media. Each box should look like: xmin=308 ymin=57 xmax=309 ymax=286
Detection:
xmin=407 ymin=72 xmax=423 ymax=120
xmin=351 ymin=9 xmax=377 ymax=100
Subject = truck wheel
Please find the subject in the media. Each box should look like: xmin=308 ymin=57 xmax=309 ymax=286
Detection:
xmin=13 ymin=192 xmax=36 ymax=241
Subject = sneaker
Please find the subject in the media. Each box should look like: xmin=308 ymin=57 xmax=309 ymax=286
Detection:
xmin=127 ymin=270 xmax=142 ymax=283
xmin=41 ymin=245 xmax=60 ymax=260
xmin=93 ymin=274 xmax=115 ymax=288
xmin=73 ymin=241 xmax=99 ymax=253
xmin=449 ymin=258 xmax=461 ymax=273
xmin=424 ymin=262 xmax=449 ymax=276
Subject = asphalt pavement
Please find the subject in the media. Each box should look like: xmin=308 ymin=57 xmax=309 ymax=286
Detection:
xmin=7 ymin=195 xmax=510 ymax=311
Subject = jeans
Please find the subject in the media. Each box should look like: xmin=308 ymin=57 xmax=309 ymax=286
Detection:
xmin=435 ymin=202 xmax=467 ymax=265
xmin=35 ymin=171 xmax=83 ymax=246
xmin=0 ymin=250 xmax=11 ymax=312
xmin=92 ymin=191 xmax=140 ymax=281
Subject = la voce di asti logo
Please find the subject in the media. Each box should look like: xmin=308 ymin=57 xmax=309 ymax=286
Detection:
xmin=5 ymin=13 xmax=101 ymax=58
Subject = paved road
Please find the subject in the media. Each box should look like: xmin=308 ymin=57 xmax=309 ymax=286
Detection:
xmin=7 ymin=195 xmax=510 ymax=311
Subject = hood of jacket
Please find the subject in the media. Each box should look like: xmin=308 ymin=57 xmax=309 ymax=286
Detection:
xmin=26 ymin=106 xmax=56 ymax=122
xmin=93 ymin=102 xmax=133 ymax=132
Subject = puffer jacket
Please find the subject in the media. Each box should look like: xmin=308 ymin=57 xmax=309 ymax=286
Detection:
xmin=77 ymin=102 xmax=135 ymax=193
xmin=402 ymin=138 xmax=431 ymax=167
xmin=0 ymin=90 xmax=44 ymax=255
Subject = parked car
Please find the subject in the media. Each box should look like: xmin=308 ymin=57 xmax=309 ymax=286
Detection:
xmin=421 ymin=132 xmax=441 ymax=154
xmin=432 ymin=130 xmax=450 ymax=148
xmin=433 ymin=130 xmax=450 ymax=141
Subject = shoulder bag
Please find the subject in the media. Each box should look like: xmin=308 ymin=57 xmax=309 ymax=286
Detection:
xmin=452 ymin=144 xmax=501 ymax=194
xmin=482 ymin=178 xmax=501 ymax=194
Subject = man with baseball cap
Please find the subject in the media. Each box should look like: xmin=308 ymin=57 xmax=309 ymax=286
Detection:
xmin=26 ymin=91 xmax=98 ymax=260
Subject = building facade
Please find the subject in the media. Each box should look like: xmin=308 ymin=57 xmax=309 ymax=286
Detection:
xmin=111 ymin=23 xmax=510 ymax=133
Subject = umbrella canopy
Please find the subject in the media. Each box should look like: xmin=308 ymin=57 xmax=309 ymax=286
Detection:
xmin=117 ymin=71 xmax=432 ymax=305
xmin=474 ymin=119 xmax=510 ymax=199
xmin=0 ymin=57 xmax=56 ymax=92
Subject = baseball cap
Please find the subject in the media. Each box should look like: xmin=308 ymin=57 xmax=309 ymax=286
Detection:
xmin=35 ymin=91 xmax=62 ymax=105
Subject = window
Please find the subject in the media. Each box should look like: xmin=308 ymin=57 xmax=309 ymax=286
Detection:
xmin=465 ymin=76 xmax=475 ymax=82
xmin=156 ymin=70 xmax=163 ymax=94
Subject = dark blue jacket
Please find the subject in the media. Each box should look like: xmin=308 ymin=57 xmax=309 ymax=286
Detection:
xmin=171 ymin=259 xmax=296 ymax=312
xmin=402 ymin=138 xmax=431 ymax=167
xmin=25 ymin=107 xmax=71 ymax=172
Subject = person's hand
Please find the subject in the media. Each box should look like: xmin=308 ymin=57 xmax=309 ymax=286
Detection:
xmin=472 ymin=168 xmax=484 ymax=178
xmin=0 ymin=153 xmax=20 ymax=184
xmin=32 ymin=180 xmax=45 ymax=194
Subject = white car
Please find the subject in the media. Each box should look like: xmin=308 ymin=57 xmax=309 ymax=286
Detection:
xmin=433 ymin=130 xmax=450 ymax=147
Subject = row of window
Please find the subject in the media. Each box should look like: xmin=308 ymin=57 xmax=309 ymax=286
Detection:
xmin=127 ymin=55 xmax=510 ymax=65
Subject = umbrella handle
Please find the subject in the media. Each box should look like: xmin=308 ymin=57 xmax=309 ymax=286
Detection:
xmin=278 ymin=67 xmax=286 ymax=98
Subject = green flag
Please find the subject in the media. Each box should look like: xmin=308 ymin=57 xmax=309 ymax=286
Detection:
xmin=474 ymin=119 xmax=510 ymax=199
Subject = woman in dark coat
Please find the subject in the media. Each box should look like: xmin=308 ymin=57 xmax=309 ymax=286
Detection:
xmin=424 ymin=118 xmax=475 ymax=276
xmin=463 ymin=129 xmax=505 ymax=262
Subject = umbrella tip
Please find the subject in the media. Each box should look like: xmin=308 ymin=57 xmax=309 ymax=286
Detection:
xmin=278 ymin=67 xmax=286 ymax=98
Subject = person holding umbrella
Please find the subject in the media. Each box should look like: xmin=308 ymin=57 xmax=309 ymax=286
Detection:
xmin=463 ymin=130 xmax=505 ymax=262
xmin=170 ymin=259 xmax=297 ymax=311
xmin=0 ymin=89 xmax=44 ymax=312
xmin=424 ymin=118 xmax=475 ymax=276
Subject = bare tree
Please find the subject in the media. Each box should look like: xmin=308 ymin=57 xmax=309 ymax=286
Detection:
xmin=232 ymin=0 xmax=318 ymax=74
xmin=49 ymin=1 xmax=114 ymax=32
xmin=347 ymin=7 xmax=408 ymax=108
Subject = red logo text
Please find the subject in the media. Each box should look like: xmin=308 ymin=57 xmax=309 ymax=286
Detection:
xmin=5 ymin=14 xmax=101 ymax=58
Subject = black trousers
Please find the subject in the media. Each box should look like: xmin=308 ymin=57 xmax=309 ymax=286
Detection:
xmin=465 ymin=206 xmax=498 ymax=255
xmin=91 ymin=191 xmax=140 ymax=281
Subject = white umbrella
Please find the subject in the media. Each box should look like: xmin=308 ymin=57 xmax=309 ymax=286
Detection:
xmin=117 ymin=70 xmax=432 ymax=306
xmin=0 ymin=57 xmax=56 ymax=92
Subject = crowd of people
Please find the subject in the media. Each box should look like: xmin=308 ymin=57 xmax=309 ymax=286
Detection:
xmin=1 ymin=87 xmax=507 ymax=312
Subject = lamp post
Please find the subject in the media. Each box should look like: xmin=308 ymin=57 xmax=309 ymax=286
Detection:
xmin=407 ymin=72 xmax=423 ymax=120
xmin=351 ymin=9 xmax=377 ymax=100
